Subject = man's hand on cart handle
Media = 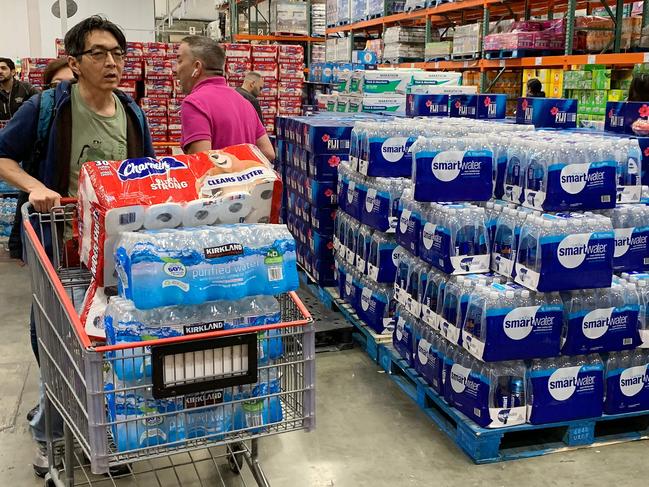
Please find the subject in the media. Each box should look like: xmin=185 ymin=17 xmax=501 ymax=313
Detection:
xmin=29 ymin=186 xmax=62 ymax=213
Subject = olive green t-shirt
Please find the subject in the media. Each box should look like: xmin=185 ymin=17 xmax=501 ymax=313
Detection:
xmin=68 ymin=84 xmax=127 ymax=197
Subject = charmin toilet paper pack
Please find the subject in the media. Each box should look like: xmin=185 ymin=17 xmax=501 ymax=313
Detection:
xmin=78 ymin=144 xmax=282 ymax=287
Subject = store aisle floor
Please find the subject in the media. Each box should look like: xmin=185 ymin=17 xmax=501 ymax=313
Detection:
xmin=1 ymin=260 xmax=649 ymax=487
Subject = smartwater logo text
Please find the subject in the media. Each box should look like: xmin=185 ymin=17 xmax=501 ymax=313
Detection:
xmin=620 ymin=365 xmax=649 ymax=397
xmin=502 ymin=306 xmax=550 ymax=341
xmin=549 ymin=375 xmax=595 ymax=389
xmin=560 ymin=171 xmax=605 ymax=185
xmin=380 ymin=137 xmax=410 ymax=163
xmin=557 ymin=233 xmax=608 ymax=269
xmin=117 ymin=157 xmax=187 ymax=181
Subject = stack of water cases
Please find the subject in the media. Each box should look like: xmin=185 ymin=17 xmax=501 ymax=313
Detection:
xmin=276 ymin=114 xmax=384 ymax=287
xmin=102 ymin=223 xmax=300 ymax=452
xmin=337 ymin=115 xmax=649 ymax=429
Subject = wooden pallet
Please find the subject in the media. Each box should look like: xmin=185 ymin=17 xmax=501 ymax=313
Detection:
xmin=450 ymin=52 xmax=481 ymax=60
xmin=379 ymin=344 xmax=649 ymax=464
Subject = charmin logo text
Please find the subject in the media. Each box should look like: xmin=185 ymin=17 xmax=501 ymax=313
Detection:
xmin=117 ymin=157 xmax=187 ymax=181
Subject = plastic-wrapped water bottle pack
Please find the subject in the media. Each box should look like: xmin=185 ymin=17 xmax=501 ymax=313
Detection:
xmin=501 ymin=133 xmax=642 ymax=211
xmin=0 ymin=197 xmax=17 ymax=238
xmin=115 ymin=224 xmax=299 ymax=309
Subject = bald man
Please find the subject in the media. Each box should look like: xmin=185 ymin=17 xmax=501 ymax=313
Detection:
xmin=236 ymin=71 xmax=264 ymax=122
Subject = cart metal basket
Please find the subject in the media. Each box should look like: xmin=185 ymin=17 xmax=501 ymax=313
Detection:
xmin=22 ymin=201 xmax=315 ymax=486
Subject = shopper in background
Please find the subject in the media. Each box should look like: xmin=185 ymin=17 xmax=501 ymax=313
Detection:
xmin=42 ymin=57 xmax=75 ymax=89
xmin=236 ymin=71 xmax=264 ymax=122
xmin=526 ymin=78 xmax=546 ymax=98
xmin=627 ymin=73 xmax=649 ymax=101
xmin=176 ymin=36 xmax=275 ymax=160
xmin=0 ymin=57 xmax=39 ymax=120
xmin=0 ymin=15 xmax=153 ymax=477
xmin=8 ymin=58 xmax=75 ymax=261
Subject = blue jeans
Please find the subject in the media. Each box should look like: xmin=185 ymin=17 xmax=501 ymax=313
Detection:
xmin=30 ymin=286 xmax=86 ymax=442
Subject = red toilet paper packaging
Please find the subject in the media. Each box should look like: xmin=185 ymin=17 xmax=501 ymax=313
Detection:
xmin=78 ymin=144 xmax=282 ymax=287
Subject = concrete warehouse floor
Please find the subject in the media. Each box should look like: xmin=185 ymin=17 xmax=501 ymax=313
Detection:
xmin=1 ymin=260 xmax=649 ymax=487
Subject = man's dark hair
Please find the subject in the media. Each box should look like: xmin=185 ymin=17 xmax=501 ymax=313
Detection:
xmin=527 ymin=78 xmax=543 ymax=94
xmin=64 ymin=15 xmax=127 ymax=57
xmin=0 ymin=57 xmax=16 ymax=71
xmin=43 ymin=58 xmax=70 ymax=86
xmin=181 ymin=36 xmax=225 ymax=75
xmin=628 ymin=74 xmax=649 ymax=102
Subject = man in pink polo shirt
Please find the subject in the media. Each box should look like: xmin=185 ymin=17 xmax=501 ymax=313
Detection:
xmin=176 ymin=36 xmax=275 ymax=160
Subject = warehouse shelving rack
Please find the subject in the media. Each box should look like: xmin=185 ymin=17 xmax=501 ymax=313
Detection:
xmin=325 ymin=0 xmax=649 ymax=90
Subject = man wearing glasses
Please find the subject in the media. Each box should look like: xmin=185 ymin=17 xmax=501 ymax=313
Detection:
xmin=0 ymin=16 xmax=153 ymax=476
xmin=0 ymin=15 xmax=154 ymax=213
xmin=0 ymin=57 xmax=39 ymax=121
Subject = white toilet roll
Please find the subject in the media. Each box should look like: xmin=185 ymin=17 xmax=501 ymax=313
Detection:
xmin=104 ymin=205 xmax=145 ymax=235
xmin=143 ymin=203 xmax=184 ymax=230
xmin=249 ymin=180 xmax=275 ymax=205
xmin=244 ymin=207 xmax=271 ymax=224
xmin=182 ymin=199 xmax=220 ymax=227
xmin=103 ymin=237 xmax=118 ymax=288
xmin=214 ymin=192 xmax=253 ymax=224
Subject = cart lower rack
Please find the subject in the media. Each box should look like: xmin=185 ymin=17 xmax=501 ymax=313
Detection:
xmin=23 ymin=202 xmax=315 ymax=486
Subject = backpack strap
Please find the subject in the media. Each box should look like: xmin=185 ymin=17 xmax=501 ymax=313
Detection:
xmin=37 ymin=89 xmax=56 ymax=145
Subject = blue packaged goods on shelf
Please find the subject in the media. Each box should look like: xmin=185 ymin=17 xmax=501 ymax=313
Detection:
xmin=516 ymin=97 xmax=578 ymax=129
xmin=312 ymin=257 xmax=337 ymax=286
xmin=503 ymin=135 xmax=618 ymax=212
xmin=491 ymin=206 xmax=536 ymax=280
xmin=351 ymin=121 xmax=416 ymax=177
xmin=411 ymin=136 xmax=494 ymax=202
xmin=604 ymin=350 xmax=649 ymax=414
xmin=446 ymin=347 xmax=527 ymax=428
xmin=308 ymin=178 xmax=338 ymax=206
xmin=396 ymin=189 xmax=423 ymax=256
xmin=115 ymin=225 xmax=299 ymax=309
xmin=604 ymin=101 xmax=626 ymax=134
xmin=604 ymin=205 xmax=649 ymax=272
xmin=303 ymin=120 xmax=354 ymax=154
xmin=309 ymin=153 xmax=347 ymax=180
xmin=449 ymin=94 xmax=507 ymax=120
xmin=352 ymin=50 xmax=378 ymax=65
xmin=406 ymin=94 xmax=449 ymax=117
xmin=310 ymin=229 xmax=335 ymax=260
xmin=393 ymin=305 xmax=416 ymax=367
xmin=418 ymin=202 xmax=491 ymax=275
xmin=311 ymin=205 xmax=337 ymax=234
xmin=527 ymin=355 xmax=604 ymax=424
xmin=358 ymin=282 xmax=397 ymax=334
xmin=361 ymin=176 xmax=407 ymax=233
xmin=344 ymin=171 xmax=368 ymax=220
xmin=354 ymin=224 xmax=373 ymax=273
xmin=414 ymin=322 xmax=445 ymax=394
xmin=561 ymin=279 xmax=641 ymax=354
xmin=514 ymin=213 xmax=614 ymax=292
xmin=461 ymin=283 xmax=563 ymax=361
xmin=367 ymin=231 xmax=400 ymax=283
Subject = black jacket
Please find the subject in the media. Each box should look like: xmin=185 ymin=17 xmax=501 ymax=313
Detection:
xmin=235 ymin=87 xmax=264 ymax=122
xmin=0 ymin=78 xmax=39 ymax=120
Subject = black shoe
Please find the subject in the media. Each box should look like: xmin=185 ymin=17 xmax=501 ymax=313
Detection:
xmin=26 ymin=405 xmax=39 ymax=422
xmin=33 ymin=443 xmax=62 ymax=478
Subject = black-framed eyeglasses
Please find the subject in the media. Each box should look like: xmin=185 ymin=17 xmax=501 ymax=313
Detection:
xmin=77 ymin=47 xmax=125 ymax=63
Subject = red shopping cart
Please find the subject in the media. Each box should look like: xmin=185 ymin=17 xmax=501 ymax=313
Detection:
xmin=22 ymin=201 xmax=315 ymax=486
